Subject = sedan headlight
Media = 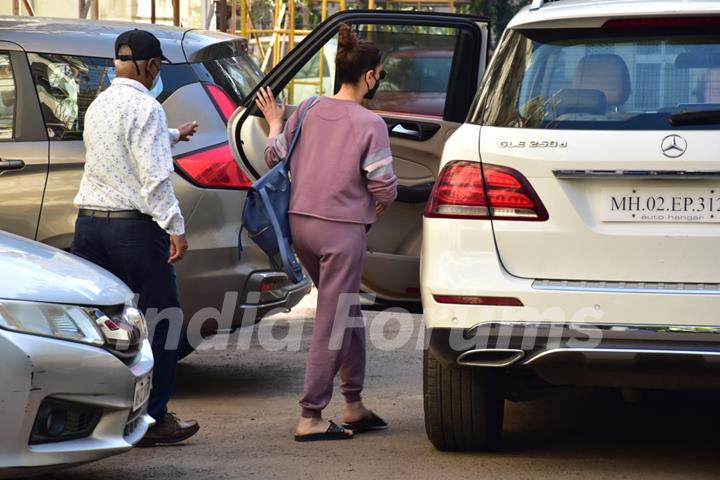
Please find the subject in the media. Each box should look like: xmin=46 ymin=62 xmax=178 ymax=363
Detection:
xmin=0 ymin=300 xmax=104 ymax=346
xmin=84 ymin=305 xmax=147 ymax=352
xmin=123 ymin=306 xmax=148 ymax=340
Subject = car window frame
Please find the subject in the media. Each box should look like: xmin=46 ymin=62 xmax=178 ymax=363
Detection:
xmin=0 ymin=51 xmax=18 ymax=142
xmin=0 ymin=42 xmax=46 ymax=143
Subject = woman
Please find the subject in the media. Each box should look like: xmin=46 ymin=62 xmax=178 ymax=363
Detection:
xmin=256 ymin=24 xmax=398 ymax=441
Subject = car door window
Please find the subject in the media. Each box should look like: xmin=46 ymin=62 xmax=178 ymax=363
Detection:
xmin=0 ymin=53 xmax=16 ymax=140
xmin=28 ymin=53 xmax=198 ymax=140
xmin=282 ymin=26 xmax=458 ymax=118
xmin=284 ymin=39 xmax=338 ymax=105
xmin=28 ymin=53 xmax=114 ymax=141
xmin=361 ymin=25 xmax=458 ymax=117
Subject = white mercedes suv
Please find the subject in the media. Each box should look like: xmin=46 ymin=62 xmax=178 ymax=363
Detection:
xmin=421 ymin=0 xmax=720 ymax=451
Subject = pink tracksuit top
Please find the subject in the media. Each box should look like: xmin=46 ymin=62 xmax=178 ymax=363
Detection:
xmin=264 ymin=96 xmax=398 ymax=225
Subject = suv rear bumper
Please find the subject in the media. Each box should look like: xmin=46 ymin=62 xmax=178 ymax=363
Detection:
xmin=421 ymin=217 xmax=720 ymax=330
xmin=428 ymin=323 xmax=720 ymax=390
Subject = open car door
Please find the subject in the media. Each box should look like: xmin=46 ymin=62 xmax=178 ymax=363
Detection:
xmin=229 ymin=10 xmax=489 ymax=309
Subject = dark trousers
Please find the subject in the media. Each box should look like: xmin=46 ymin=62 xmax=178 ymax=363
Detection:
xmin=72 ymin=215 xmax=181 ymax=421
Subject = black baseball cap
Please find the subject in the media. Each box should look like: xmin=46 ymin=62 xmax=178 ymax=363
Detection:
xmin=114 ymin=29 xmax=169 ymax=63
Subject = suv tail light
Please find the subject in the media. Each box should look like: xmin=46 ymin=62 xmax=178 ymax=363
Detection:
xmin=203 ymin=83 xmax=237 ymax=122
xmin=424 ymin=161 xmax=548 ymax=221
xmin=175 ymin=143 xmax=252 ymax=190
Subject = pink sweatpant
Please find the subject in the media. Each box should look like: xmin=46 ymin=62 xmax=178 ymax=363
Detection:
xmin=289 ymin=213 xmax=368 ymax=418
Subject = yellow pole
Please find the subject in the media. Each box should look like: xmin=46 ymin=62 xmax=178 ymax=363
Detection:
xmin=273 ymin=0 xmax=281 ymax=68
xmin=340 ymin=0 xmax=346 ymax=11
xmin=289 ymin=0 xmax=295 ymax=51
xmin=240 ymin=0 xmax=247 ymax=36
xmin=321 ymin=0 xmax=327 ymax=21
xmin=368 ymin=0 xmax=375 ymax=10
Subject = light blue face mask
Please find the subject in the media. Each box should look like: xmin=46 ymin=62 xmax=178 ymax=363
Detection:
xmin=107 ymin=67 xmax=163 ymax=99
xmin=149 ymin=71 xmax=163 ymax=97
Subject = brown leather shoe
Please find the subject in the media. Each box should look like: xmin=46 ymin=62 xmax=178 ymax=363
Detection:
xmin=136 ymin=413 xmax=200 ymax=447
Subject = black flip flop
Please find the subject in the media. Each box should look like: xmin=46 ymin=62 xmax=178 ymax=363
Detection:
xmin=342 ymin=412 xmax=388 ymax=434
xmin=294 ymin=421 xmax=354 ymax=442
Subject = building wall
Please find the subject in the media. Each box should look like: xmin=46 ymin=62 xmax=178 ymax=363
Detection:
xmin=0 ymin=0 xmax=204 ymax=27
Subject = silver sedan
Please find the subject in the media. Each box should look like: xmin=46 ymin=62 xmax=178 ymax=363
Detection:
xmin=0 ymin=231 xmax=153 ymax=478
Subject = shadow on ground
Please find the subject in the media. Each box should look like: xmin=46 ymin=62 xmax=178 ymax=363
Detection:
xmin=45 ymin=317 xmax=720 ymax=480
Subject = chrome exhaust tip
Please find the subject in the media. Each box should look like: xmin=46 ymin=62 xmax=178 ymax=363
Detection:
xmin=457 ymin=349 xmax=525 ymax=368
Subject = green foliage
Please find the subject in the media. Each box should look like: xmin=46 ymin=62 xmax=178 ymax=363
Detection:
xmin=462 ymin=0 xmax=526 ymax=44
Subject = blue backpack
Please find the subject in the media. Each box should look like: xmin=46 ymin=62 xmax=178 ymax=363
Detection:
xmin=238 ymin=96 xmax=318 ymax=284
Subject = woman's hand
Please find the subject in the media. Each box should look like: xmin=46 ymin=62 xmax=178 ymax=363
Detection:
xmin=255 ymin=86 xmax=285 ymax=137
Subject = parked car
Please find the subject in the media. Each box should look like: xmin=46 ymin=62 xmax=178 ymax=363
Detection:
xmin=229 ymin=10 xmax=489 ymax=310
xmin=370 ymin=48 xmax=454 ymax=117
xmin=0 ymin=230 xmax=153 ymax=478
xmin=421 ymin=0 xmax=720 ymax=451
xmin=0 ymin=17 xmax=312 ymax=359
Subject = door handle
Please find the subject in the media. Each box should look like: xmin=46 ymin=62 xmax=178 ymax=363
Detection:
xmin=391 ymin=123 xmax=422 ymax=139
xmin=387 ymin=121 xmax=440 ymax=141
xmin=0 ymin=159 xmax=25 ymax=173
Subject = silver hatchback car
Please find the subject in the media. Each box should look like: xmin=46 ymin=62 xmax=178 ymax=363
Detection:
xmin=0 ymin=230 xmax=153 ymax=478
xmin=0 ymin=17 xmax=311 ymax=358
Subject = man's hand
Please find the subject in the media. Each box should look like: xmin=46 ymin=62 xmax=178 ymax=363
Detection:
xmin=169 ymin=234 xmax=188 ymax=264
xmin=176 ymin=121 xmax=198 ymax=142
xmin=376 ymin=202 xmax=387 ymax=217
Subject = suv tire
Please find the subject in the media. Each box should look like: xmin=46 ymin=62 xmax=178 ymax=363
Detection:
xmin=423 ymin=348 xmax=505 ymax=451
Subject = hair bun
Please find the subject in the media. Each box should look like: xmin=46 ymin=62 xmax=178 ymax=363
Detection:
xmin=338 ymin=23 xmax=357 ymax=52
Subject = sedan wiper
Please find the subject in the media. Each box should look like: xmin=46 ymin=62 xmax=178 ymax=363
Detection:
xmin=669 ymin=109 xmax=720 ymax=126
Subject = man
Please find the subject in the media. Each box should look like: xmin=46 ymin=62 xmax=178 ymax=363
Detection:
xmin=72 ymin=29 xmax=200 ymax=447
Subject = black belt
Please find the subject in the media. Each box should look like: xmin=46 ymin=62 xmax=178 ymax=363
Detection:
xmin=78 ymin=208 xmax=152 ymax=220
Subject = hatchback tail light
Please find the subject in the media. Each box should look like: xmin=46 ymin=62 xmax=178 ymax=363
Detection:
xmin=424 ymin=161 xmax=548 ymax=221
xmin=175 ymin=143 xmax=252 ymax=190
xmin=203 ymin=83 xmax=237 ymax=122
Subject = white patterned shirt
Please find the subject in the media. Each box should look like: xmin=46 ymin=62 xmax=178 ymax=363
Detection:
xmin=74 ymin=77 xmax=185 ymax=235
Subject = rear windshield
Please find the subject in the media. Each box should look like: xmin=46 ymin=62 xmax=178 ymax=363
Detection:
xmin=192 ymin=53 xmax=263 ymax=105
xmin=470 ymin=27 xmax=720 ymax=130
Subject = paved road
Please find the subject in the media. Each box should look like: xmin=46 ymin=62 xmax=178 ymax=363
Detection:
xmin=52 ymin=296 xmax=720 ymax=480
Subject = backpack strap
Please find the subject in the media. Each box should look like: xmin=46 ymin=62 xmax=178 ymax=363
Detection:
xmin=258 ymin=187 xmax=303 ymax=283
xmin=284 ymin=96 xmax=319 ymax=169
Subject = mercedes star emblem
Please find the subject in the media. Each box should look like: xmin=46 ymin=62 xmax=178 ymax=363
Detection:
xmin=661 ymin=134 xmax=687 ymax=158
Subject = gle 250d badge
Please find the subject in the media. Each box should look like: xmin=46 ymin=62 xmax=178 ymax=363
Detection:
xmin=499 ymin=140 xmax=568 ymax=148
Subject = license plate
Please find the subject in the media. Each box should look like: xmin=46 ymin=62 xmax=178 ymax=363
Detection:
xmin=133 ymin=373 xmax=152 ymax=412
xmin=601 ymin=187 xmax=720 ymax=223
